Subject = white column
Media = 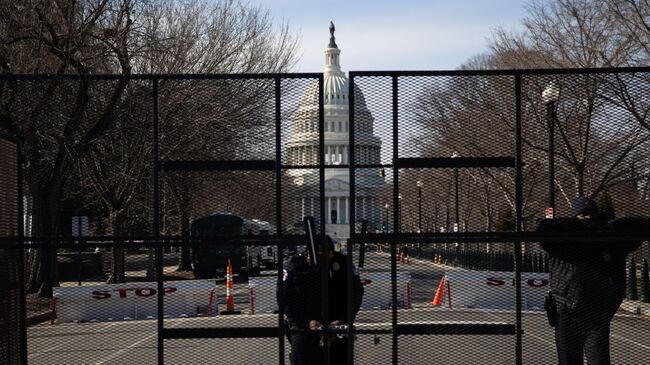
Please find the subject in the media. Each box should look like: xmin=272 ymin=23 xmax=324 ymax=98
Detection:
xmin=343 ymin=146 xmax=348 ymax=164
xmin=336 ymin=145 xmax=340 ymax=164
xmin=336 ymin=197 xmax=340 ymax=224
xmin=326 ymin=197 xmax=331 ymax=224
xmin=326 ymin=145 xmax=331 ymax=165
xmin=362 ymin=197 xmax=366 ymax=221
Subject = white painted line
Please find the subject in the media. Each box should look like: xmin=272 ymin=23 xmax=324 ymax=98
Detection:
xmin=28 ymin=322 xmax=121 ymax=360
xmin=525 ymin=332 xmax=555 ymax=348
xmin=94 ymin=333 xmax=157 ymax=365
xmin=612 ymin=334 xmax=650 ymax=351
xmin=481 ymin=307 xmax=555 ymax=349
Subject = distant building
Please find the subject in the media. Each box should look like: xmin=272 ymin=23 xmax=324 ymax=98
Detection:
xmin=286 ymin=24 xmax=383 ymax=239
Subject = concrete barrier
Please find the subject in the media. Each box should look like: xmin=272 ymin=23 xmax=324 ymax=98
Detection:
xmin=443 ymin=270 xmax=549 ymax=310
xmin=248 ymin=271 xmax=411 ymax=314
xmin=52 ymin=280 xmax=218 ymax=323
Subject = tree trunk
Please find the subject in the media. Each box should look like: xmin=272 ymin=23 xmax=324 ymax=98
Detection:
xmin=107 ymin=211 xmax=126 ymax=284
xmin=26 ymin=184 xmax=61 ymax=298
xmin=576 ymin=164 xmax=585 ymax=197
xmin=177 ymin=204 xmax=192 ymax=271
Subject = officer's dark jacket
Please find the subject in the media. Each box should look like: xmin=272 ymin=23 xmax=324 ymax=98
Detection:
xmin=536 ymin=217 xmax=647 ymax=321
xmin=278 ymin=252 xmax=364 ymax=329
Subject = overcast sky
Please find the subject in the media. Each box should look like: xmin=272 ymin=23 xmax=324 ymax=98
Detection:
xmin=257 ymin=0 xmax=529 ymax=72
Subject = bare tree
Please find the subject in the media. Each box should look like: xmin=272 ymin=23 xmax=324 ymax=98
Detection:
xmin=487 ymin=0 xmax=650 ymax=212
xmin=0 ymin=0 xmax=136 ymax=296
xmin=607 ymin=0 xmax=650 ymax=65
xmin=76 ymin=86 xmax=151 ymax=283
xmin=0 ymin=0 xmax=299 ymax=294
xmin=144 ymin=1 xmax=297 ymax=271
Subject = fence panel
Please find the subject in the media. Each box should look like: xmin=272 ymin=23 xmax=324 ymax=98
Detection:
xmin=0 ymin=70 xmax=649 ymax=364
xmin=0 ymin=134 xmax=25 ymax=365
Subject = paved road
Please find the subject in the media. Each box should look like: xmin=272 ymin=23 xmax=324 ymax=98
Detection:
xmin=27 ymin=249 xmax=650 ymax=364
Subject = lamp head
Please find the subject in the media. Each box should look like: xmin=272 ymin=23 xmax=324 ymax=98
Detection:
xmin=542 ymin=81 xmax=560 ymax=104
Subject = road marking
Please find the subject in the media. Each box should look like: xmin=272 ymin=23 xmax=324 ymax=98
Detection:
xmin=481 ymin=307 xmax=555 ymax=349
xmin=612 ymin=334 xmax=650 ymax=351
xmin=525 ymin=332 xmax=555 ymax=348
xmin=94 ymin=333 xmax=157 ymax=365
xmin=28 ymin=322 xmax=121 ymax=360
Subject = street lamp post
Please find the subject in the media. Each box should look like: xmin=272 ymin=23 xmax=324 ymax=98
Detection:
xmin=383 ymin=203 xmax=389 ymax=233
xmin=451 ymin=152 xmax=460 ymax=232
xmin=451 ymin=152 xmax=460 ymax=264
xmin=417 ymin=180 xmax=423 ymax=233
xmin=398 ymin=194 xmax=402 ymax=232
xmin=417 ymin=180 xmax=423 ymax=257
xmin=542 ymin=81 xmax=560 ymax=218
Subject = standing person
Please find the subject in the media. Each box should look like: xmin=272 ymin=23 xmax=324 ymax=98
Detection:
xmin=280 ymin=248 xmax=322 ymax=365
xmin=537 ymin=196 xmax=647 ymax=365
xmin=279 ymin=236 xmax=364 ymax=365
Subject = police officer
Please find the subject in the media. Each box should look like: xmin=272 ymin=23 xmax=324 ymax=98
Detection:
xmin=537 ymin=196 xmax=647 ymax=365
xmin=279 ymin=236 xmax=364 ymax=365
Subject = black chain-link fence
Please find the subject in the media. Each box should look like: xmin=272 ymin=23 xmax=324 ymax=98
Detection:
xmin=349 ymin=69 xmax=650 ymax=364
xmin=0 ymin=70 xmax=649 ymax=364
xmin=0 ymin=133 xmax=26 ymax=365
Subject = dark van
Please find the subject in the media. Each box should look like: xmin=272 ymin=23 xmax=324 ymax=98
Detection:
xmin=190 ymin=212 xmax=263 ymax=279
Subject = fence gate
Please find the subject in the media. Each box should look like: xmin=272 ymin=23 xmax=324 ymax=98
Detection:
xmin=154 ymin=74 xmax=326 ymax=364
xmin=347 ymin=72 xmax=521 ymax=364
xmin=347 ymin=69 xmax=650 ymax=365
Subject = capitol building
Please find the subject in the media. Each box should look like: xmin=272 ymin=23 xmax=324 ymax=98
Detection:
xmin=286 ymin=24 xmax=383 ymax=240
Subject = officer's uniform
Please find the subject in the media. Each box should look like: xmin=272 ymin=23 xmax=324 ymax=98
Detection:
xmin=537 ymin=205 xmax=646 ymax=365
xmin=327 ymin=251 xmax=364 ymax=364
xmin=279 ymin=250 xmax=364 ymax=365
xmin=279 ymin=254 xmax=322 ymax=365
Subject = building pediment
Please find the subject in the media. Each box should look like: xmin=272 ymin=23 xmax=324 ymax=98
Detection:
xmin=325 ymin=178 xmax=349 ymax=192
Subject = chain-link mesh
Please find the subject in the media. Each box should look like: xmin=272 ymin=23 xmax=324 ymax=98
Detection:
xmin=155 ymin=75 xmax=321 ymax=364
xmin=520 ymin=72 xmax=650 ymax=365
xmin=350 ymin=70 xmax=650 ymax=364
xmin=0 ymin=71 xmax=649 ymax=364
xmin=0 ymin=135 xmax=25 ymax=365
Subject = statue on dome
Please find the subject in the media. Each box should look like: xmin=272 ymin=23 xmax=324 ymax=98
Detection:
xmin=328 ymin=21 xmax=337 ymax=48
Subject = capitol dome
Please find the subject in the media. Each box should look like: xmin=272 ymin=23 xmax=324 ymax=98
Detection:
xmin=287 ymin=22 xmax=383 ymax=239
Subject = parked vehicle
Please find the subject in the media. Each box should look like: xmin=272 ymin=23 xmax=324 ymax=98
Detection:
xmin=190 ymin=212 xmax=271 ymax=279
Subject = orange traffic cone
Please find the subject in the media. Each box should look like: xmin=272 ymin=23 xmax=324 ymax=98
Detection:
xmin=220 ymin=258 xmax=241 ymax=315
xmin=431 ymin=276 xmax=445 ymax=306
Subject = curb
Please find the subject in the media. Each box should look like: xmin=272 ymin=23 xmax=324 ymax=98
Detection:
xmin=27 ymin=312 xmax=53 ymax=326
xmin=620 ymin=299 xmax=650 ymax=317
